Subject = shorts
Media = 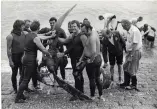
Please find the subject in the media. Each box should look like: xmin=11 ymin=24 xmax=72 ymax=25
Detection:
xmin=147 ymin=35 xmax=155 ymax=42
xmin=109 ymin=53 xmax=123 ymax=65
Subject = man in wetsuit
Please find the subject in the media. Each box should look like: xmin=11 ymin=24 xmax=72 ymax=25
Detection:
xmin=57 ymin=20 xmax=87 ymax=101
xmin=38 ymin=17 xmax=68 ymax=80
xmin=6 ymin=20 xmax=26 ymax=93
xmin=15 ymin=20 xmax=54 ymax=103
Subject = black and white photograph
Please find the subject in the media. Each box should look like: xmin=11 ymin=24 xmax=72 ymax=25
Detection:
xmin=1 ymin=0 xmax=157 ymax=109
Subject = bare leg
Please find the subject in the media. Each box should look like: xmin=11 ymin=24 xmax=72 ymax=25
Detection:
xmin=117 ymin=64 xmax=122 ymax=83
xmin=110 ymin=65 xmax=114 ymax=81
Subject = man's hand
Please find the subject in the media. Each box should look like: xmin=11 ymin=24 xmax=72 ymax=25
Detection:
xmin=46 ymin=52 xmax=52 ymax=58
xmin=9 ymin=61 xmax=14 ymax=68
xmin=49 ymin=53 xmax=52 ymax=58
xmin=57 ymin=52 xmax=64 ymax=58
xmin=128 ymin=54 xmax=133 ymax=62
xmin=51 ymin=30 xmax=56 ymax=38
xmin=76 ymin=61 xmax=82 ymax=67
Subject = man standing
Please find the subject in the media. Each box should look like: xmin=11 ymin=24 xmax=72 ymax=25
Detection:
xmin=38 ymin=17 xmax=68 ymax=80
xmin=58 ymin=20 xmax=87 ymax=100
xmin=99 ymin=13 xmax=117 ymax=68
xmin=78 ymin=23 xmax=104 ymax=100
xmin=141 ymin=24 xmax=156 ymax=48
xmin=101 ymin=29 xmax=126 ymax=84
xmin=15 ymin=20 xmax=54 ymax=103
xmin=6 ymin=20 xmax=26 ymax=93
xmin=120 ymin=19 xmax=142 ymax=90
xmin=21 ymin=19 xmax=41 ymax=90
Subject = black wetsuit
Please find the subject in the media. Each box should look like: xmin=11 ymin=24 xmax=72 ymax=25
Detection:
xmin=16 ymin=33 xmax=38 ymax=99
xmin=10 ymin=32 xmax=26 ymax=91
xmin=20 ymin=28 xmax=39 ymax=88
xmin=64 ymin=33 xmax=85 ymax=93
xmin=86 ymin=54 xmax=103 ymax=97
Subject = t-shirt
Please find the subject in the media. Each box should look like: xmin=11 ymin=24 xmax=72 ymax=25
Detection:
xmin=126 ymin=25 xmax=142 ymax=51
xmin=148 ymin=26 xmax=156 ymax=37
xmin=102 ymin=13 xmax=116 ymax=30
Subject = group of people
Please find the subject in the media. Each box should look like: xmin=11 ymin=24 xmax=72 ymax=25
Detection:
xmin=6 ymin=11 xmax=156 ymax=103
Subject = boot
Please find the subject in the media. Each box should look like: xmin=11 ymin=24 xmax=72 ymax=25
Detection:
xmin=69 ymin=96 xmax=79 ymax=101
xmin=120 ymin=71 xmax=130 ymax=88
xmin=126 ymin=72 xmax=131 ymax=86
xmin=15 ymin=92 xmax=26 ymax=103
xmin=21 ymin=94 xmax=26 ymax=100
xmin=25 ymin=87 xmax=34 ymax=93
xmin=15 ymin=98 xmax=26 ymax=103
xmin=14 ymin=88 xmax=17 ymax=94
xmin=126 ymin=76 xmax=139 ymax=91
xmin=13 ymin=84 xmax=17 ymax=94
xmin=131 ymin=76 xmax=137 ymax=87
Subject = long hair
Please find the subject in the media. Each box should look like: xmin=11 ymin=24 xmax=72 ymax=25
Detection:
xmin=11 ymin=20 xmax=25 ymax=36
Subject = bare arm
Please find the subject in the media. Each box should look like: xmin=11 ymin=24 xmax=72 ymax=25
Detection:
xmin=115 ymin=21 xmax=121 ymax=30
xmin=119 ymin=32 xmax=126 ymax=52
xmin=142 ymin=28 xmax=150 ymax=36
xmin=131 ymin=43 xmax=138 ymax=56
xmin=33 ymin=37 xmax=50 ymax=56
xmin=80 ymin=34 xmax=87 ymax=47
xmin=6 ymin=34 xmax=13 ymax=63
xmin=102 ymin=38 xmax=108 ymax=63
xmin=58 ymin=34 xmax=73 ymax=44
xmin=132 ymin=31 xmax=140 ymax=56
xmin=58 ymin=37 xmax=71 ymax=44
xmin=78 ymin=35 xmax=87 ymax=61
xmin=79 ymin=50 xmax=85 ymax=62
xmin=38 ymin=31 xmax=56 ymax=40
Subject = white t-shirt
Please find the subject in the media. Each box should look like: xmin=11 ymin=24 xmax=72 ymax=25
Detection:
xmin=148 ymin=26 xmax=156 ymax=37
xmin=126 ymin=25 xmax=142 ymax=51
xmin=102 ymin=13 xmax=116 ymax=30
